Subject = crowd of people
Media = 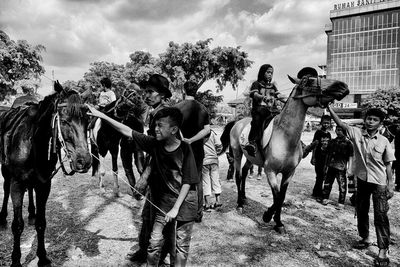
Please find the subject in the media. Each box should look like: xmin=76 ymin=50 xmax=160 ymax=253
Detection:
xmin=84 ymin=63 xmax=398 ymax=267
xmin=303 ymin=108 xmax=397 ymax=267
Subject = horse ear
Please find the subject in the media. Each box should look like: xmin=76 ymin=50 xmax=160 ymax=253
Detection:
xmin=287 ymin=75 xmax=300 ymax=84
xmin=54 ymin=80 xmax=63 ymax=93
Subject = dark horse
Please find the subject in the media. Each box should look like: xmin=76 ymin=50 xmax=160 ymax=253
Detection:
xmin=220 ymin=74 xmax=349 ymax=233
xmin=0 ymin=81 xmax=92 ymax=267
xmin=90 ymin=84 xmax=145 ymax=197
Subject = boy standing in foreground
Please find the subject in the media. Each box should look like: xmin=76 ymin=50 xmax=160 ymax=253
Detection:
xmin=328 ymin=105 xmax=395 ymax=267
xmin=87 ymin=105 xmax=199 ymax=267
xmin=321 ymin=126 xmax=354 ymax=207
xmin=303 ymin=115 xmax=332 ymax=200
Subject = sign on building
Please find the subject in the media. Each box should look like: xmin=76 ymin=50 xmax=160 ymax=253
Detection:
xmin=332 ymin=102 xmax=359 ymax=108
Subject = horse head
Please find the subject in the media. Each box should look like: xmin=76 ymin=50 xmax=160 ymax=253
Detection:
xmin=288 ymin=75 xmax=349 ymax=108
xmin=114 ymin=83 xmax=146 ymax=120
xmin=53 ymin=81 xmax=92 ymax=173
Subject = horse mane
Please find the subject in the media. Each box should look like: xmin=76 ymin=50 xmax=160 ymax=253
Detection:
xmin=125 ymin=90 xmax=146 ymax=119
xmin=63 ymin=91 xmax=84 ymax=117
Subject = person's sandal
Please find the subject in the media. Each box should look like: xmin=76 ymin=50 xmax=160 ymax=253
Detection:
xmin=352 ymin=240 xmax=370 ymax=250
xmin=374 ymin=257 xmax=390 ymax=267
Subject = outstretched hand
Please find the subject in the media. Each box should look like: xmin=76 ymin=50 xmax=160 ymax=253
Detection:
xmin=86 ymin=104 xmax=103 ymax=118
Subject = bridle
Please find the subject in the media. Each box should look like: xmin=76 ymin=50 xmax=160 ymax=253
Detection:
xmin=48 ymin=101 xmax=77 ymax=177
xmin=113 ymin=90 xmax=138 ymax=120
xmin=292 ymin=76 xmax=326 ymax=108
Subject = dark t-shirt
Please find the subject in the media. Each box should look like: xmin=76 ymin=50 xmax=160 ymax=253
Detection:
xmin=313 ymin=129 xmax=332 ymax=165
xmin=130 ymin=131 xmax=199 ymax=221
xmin=249 ymin=80 xmax=278 ymax=110
xmin=175 ymin=99 xmax=210 ymax=171
xmin=312 ymin=129 xmax=332 ymax=143
xmin=327 ymin=137 xmax=354 ymax=170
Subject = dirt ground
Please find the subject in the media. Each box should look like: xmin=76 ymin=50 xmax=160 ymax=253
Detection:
xmin=1 ymin=128 xmax=400 ymax=267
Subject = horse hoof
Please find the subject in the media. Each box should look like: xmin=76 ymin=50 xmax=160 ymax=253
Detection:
xmin=38 ymin=256 xmax=52 ymax=267
xmin=28 ymin=216 xmax=36 ymax=226
xmin=273 ymin=225 xmax=286 ymax=234
xmin=262 ymin=209 xmax=273 ymax=223
xmin=236 ymin=207 xmax=243 ymax=214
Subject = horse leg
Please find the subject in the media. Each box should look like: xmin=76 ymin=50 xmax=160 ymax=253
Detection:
xmin=263 ymin=169 xmax=279 ymax=224
xmin=120 ymin=141 xmax=136 ymax=194
xmin=133 ymin=156 xmax=151 ymax=200
xmin=10 ymin=181 xmax=25 ymax=267
xmin=233 ymin=150 xmax=244 ymax=211
xmin=0 ymin=173 xmax=10 ymax=226
xmin=272 ymin=173 xmax=294 ymax=234
xmin=27 ymin=187 xmax=36 ymax=225
xmin=91 ymin=144 xmax=99 ymax=178
xmin=98 ymin=156 xmax=106 ymax=193
xmin=133 ymin=146 xmax=144 ymax=175
xmin=240 ymin=160 xmax=253 ymax=203
xmin=111 ymin=152 xmax=119 ymax=197
xmin=35 ymin=182 xmax=52 ymax=267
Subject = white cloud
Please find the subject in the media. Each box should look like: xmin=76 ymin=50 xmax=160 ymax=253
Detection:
xmin=0 ymin=0 xmax=338 ymax=102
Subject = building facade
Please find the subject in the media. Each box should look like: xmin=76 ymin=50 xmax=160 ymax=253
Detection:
xmin=326 ymin=0 xmax=400 ymax=104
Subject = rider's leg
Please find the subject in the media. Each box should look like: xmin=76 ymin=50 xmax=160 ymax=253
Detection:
xmin=245 ymin=106 xmax=270 ymax=156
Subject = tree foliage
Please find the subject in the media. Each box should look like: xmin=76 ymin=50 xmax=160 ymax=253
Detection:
xmin=83 ymin=61 xmax=127 ymax=97
xmin=362 ymin=87 xmax=400 ymax=122
xmin=125 ymin=51 xmax=161 ymax=87
xmin=158 ymin=39 xmax=253 ymax=97
xmin=195 ymin=90 xmax=224 ymax=119
xmin=0 ymin=31 xmax=45 ymax=101
xmin=81 ymin=39 xmax=253 ymax=108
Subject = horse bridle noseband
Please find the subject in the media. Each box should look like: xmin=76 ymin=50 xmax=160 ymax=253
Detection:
xmin=293 ymin=76 xmax=325 ymax=107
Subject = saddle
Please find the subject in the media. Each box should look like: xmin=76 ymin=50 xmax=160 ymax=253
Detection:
xmin=240 ymin=117 xmax=275 ymax=164
xmin=0 ymin=105 xmax=37 ymax=164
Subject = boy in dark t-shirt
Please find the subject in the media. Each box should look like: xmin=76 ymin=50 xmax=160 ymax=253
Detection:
xmin=321 ymin=126 xmax=354 ymax=206
xmin=87 ymin=105 xmax=199 ymax=267
xmin=304 ymin=115 xmax=332 ymax=200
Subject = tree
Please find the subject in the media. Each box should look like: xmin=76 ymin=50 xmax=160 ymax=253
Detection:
xmin=158 ymin=39 xmax=253 ymax=97
xmin=362 ymin=87 xmax=400 ymax=123
xmin=0 ymin=31 xmax=45 ymax=101
xmin=195 ymin=90 xmax=223 ymax=119
xmin=83 ymin=61 xmax=127 ymax=97
xmin=125 ymin=51 xmax=161 ymax=87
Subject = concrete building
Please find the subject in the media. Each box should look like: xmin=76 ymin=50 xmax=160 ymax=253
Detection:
xmin=326 ymin=0 xmax=400 ymax=107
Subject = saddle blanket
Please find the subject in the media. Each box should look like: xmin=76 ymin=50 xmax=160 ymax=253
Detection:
xmin=239 ymin=117 xmax=275 ymax=151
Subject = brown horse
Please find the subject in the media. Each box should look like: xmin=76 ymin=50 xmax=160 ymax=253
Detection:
xmin=0 ymin=81 xmax=92 ymax=267
xmin=220 ymin=75 xmax=349 ymax=233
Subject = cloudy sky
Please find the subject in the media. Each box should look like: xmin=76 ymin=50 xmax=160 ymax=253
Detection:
xmin=0 ymin=0 xmax=337 ymax=102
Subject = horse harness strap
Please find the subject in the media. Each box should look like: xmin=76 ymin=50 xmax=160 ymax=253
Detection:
xmin=292 ymin=77 xmax=324 ymax=107
xmin=48 ymin=106 xmax=76 ymax=177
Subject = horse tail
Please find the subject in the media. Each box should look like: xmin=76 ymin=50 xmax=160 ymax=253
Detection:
xmin=218 ymin=120 xmax=236 ymax=156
